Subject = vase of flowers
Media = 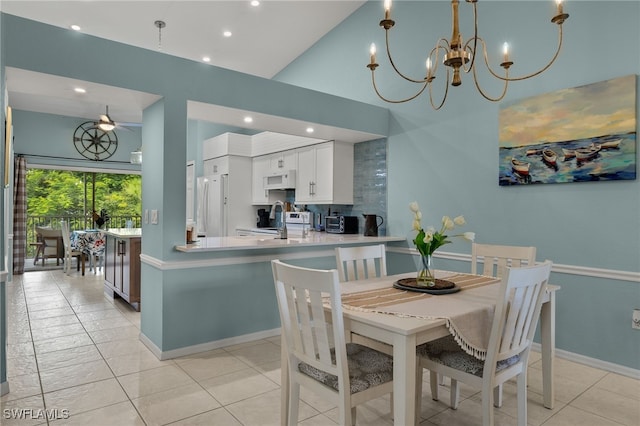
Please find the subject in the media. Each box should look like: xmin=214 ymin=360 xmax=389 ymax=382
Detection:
xmin=409 ymin=201 xmax=475 ymax=287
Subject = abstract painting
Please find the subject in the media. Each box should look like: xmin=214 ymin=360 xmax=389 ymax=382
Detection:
xmin=498 ymin=75 xmax=637 ymax=186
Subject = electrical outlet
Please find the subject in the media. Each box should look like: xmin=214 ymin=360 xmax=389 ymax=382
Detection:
xmin=633 ymin=309 xmax=640 ymax=330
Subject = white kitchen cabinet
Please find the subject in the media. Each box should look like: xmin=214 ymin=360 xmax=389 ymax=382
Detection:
xmin=202 ymin=132 xmax=252 ymax=160
xmin=295 ymin=141 xmax=354 ymax=205
xmin=203 ymin=157 xmax=229 ymax=175
xmin=251 ymin=155 xmax=271 ymax=204
xmin=269 ymin=151 xmax=297 ymax=171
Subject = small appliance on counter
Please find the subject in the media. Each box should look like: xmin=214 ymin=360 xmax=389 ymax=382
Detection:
xmin=325 ymin=215 xmax=359 ymax=234
xmin=257 ymin=208 xmax=271 ymax=228
xmin=363 ymin=214 xmax=384 ymax=236
xmin=285 ymin=211 xmax=314 ymax=234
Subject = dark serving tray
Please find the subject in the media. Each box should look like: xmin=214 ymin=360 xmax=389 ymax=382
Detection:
xmin=393 ymin=278 xmax=461 ymax=295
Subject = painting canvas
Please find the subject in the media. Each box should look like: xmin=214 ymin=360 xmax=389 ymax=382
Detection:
xmin=498 ymin=75 xmax=637 ymax=186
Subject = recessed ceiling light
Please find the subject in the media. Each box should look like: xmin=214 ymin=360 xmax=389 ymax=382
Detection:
xmin=70 ymin=24 xmax=81 ymax=31
xmin=250 ymin=1 xmax=260 ymax=6
xmin=202 ymin=56 xmax=211 ymax=62
xmin=223 ymin=30 xmax=232 ymax=38
xmin=74 ymin=87 xmax=86 ymax=94
xmin=306 ymin=127 xmax=314 ymax=133
xmin=243 ymin=116 xmax=253 ymax=123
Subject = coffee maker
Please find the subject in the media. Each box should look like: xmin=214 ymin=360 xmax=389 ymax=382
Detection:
xmin=257 ymin=209 xmax=271 ymax=228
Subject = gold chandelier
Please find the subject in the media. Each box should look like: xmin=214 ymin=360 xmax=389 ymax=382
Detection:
xmin=367 ymin=0 xmax=569 ymax=109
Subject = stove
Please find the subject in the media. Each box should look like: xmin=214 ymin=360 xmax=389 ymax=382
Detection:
xmin=285 ymin=211 xmax=313 ymax=233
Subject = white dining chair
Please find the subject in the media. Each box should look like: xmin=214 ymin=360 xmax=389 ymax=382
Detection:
xmin=416 ymin=261 xmax=552 ymax=426
xmin=335 ymin=244 xmax=387 ymax=282
xmin=60 ymin=221 xmax=82 ymax=275
xmin=272 ymin=259 xmax=394 ymax=426
xmin=470 ymin=243 xmax=537 ymax=405
xmin=471 ymin=243 xmax=536 ymax=279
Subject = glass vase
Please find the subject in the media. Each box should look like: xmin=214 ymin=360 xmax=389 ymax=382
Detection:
xmin=417 ymin=254 xmax=436 ymax=287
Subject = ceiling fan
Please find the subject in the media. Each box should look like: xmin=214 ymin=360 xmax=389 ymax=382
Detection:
xmin=97 ymin=105 xmax=141 ymax=132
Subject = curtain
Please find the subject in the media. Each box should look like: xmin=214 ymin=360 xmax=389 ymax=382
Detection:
xmin=12 ymin=156 xmax=26 ymax=275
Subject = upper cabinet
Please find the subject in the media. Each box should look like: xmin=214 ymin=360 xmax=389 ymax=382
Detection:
xmin=202 ymin=132 xmax=252 ymax=160
xmin=203 ymin=157 xmax=229 ymax=175
xmin=269 ymin=150 xmax=298 ymax=171
xmin=295 ymin=141 xmax=353 ymax=205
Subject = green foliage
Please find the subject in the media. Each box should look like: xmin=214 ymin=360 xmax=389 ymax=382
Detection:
xmin=26 ymin=169 xmax=141 ymax=217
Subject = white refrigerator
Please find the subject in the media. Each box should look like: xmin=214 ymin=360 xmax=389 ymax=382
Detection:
xmin=196 ymin=174 xmax=228 ymax=237
xmin=196 ymin=169 xmax=255 ymax=238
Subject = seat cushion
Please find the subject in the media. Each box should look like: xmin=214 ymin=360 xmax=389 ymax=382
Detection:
xmin=417 ymin=335 xmax=520 ymax=377
xmin=298 ymin=343 xmax=393 ymax=394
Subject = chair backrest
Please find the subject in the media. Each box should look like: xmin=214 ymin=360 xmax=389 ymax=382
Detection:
xmin=60 ymin=221 xmax=72 ymax=250
xmin=335 ymin=244 xmax=387 ymax=282
xmin=36 ymin=226 xmax=62 ymax=255
xmin=484 ymin=261 xmax=552 ymax=373
xmin=271 ymin=259 xmax=349 ymax=394
xmin=471 ymin=243 xmax=536 ymax=278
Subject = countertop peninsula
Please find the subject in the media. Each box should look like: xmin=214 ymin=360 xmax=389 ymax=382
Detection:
xmin=175 ymin=233 xmax=405 ymax=252
xmin=104 ymin=228 xmax=142 ymax=238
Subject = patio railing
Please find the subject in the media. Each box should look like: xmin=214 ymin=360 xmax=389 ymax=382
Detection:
xmin=26 ymin=215 xmax=142 ymax=257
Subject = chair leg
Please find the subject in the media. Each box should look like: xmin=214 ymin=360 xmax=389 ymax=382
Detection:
xmin=350 ymin=407 xmax=357 ymax=426
xmin=450 ymin=379 xmax=460 ymax=410
xmin=494 ymin=384 xmax=503 ymax=408
xmin=287 ymin=382 xmax=300 ymax=426
xmin=517 ymin=373 xmax=527 ymax=426
xmin=429 ymin=370 xmax=439 ymax=401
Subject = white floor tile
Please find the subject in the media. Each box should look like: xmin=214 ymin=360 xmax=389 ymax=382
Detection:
xmin=132 ymin=383 xmax=221 ymax=425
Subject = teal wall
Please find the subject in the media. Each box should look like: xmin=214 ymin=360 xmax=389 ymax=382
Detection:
xmin=12 ymin=110 xmax=142 ymax=171
xmin=0 ymin=5 xmax=6 ymax=388
xmin=1 ymin=12 xmax=390 ymax=359
xmin=275 ymin=1 xmax=640 ymax=369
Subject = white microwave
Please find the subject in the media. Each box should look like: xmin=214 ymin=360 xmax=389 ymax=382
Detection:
xmin=263 ymin=170 xmax=296 ymax=190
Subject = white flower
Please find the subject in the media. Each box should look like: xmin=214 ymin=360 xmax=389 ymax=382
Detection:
xmin=409 ymin=201 xmax=420 ymax=213
xmin=463 ymin=232 xmax=476 ymax=241
xmin=423 ymin=231 xmax=434 ymax=244
xmin=454 ymin=215 xmax=465 ymax=226
xmin=426 ymin=226 xmax=435 ymax=234
xmin=415 ymin=211 xmax=422 ymax=220
xmin=442 ymin=216 xmax=454 ymax=230
xmin=412 ymin=219 xmax=421 ymax=231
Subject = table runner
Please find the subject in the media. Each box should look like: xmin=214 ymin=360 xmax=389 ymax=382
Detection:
xmin=339 ymin=271 xmax=501 ymax=360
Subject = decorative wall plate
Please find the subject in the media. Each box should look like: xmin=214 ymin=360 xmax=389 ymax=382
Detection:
xmin=73 ymin=121 xmax=118 ymax=161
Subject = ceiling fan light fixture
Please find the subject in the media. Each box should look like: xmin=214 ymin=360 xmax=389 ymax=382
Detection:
xmin=130 ymin=148 xmax=142 ymax=165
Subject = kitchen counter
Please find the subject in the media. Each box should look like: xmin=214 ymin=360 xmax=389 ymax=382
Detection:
xmin=105 ymin=228 xmax=142 ymax=238
xmin=175 ymin=233 xmax=405 ymax=252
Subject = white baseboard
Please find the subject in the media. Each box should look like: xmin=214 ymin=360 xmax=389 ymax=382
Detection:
xmin=139 ymin=328 xmax=282 ymax=361
xmin=531 ymin=342 xmax=640 ymax=379
xmin=1 ymin=381 xmax=9 ymax=396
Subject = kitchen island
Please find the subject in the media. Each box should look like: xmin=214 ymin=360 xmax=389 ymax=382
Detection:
xmin=104 ymin=228 xmax=142 ymax=311
xmin=139 ymin=233 xmax=407 ymax=360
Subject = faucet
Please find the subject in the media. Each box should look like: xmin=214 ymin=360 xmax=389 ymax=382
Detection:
xmin=269 ymin=200 xmax=288 ymax=239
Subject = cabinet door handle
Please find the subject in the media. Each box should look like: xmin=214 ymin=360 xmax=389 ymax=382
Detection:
xmin=117 ymin=240 xmax=126 ymax=256
xmin=213 ymin=165 xmax=218 ymax=173
xmin=278 ymin=159 xmax=283 ymax=168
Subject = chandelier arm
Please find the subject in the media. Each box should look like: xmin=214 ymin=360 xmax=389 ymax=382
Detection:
xmin=383 ymin=30 xmax=429 ymax=84
xmin=428 ymin=68 xmax=451 ymax=110
xmin=481 ymin=25 xmax=565 ymax=82
xmin=471 ymin=61 xmax=510 ymax=102
xmin=465 ymin=1 xmax=480 ymax=72
xmin=370 ymin=71 xmax=430 ymax=104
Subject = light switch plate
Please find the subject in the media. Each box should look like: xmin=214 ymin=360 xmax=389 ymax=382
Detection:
xmin=144 ymin=209 xmax=149 ymax=224
xmin=633 ymin=309 xmax=640 ymax=330
xmin=151 ymin=209 xmax=159 ymax=225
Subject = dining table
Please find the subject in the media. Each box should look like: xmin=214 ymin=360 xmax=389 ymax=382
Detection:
xmin=70 ymin=229 xmax=106 ymax=275
xmin=279 ymin=270 xmax=559 ymax=426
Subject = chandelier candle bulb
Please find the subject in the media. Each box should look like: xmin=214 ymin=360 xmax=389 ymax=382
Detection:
xmin=503 ymin=42 xmax=509 ymax=62
xmin=556 ymin=0 xmax=564 ymax=15
xmin=384 ymin=0 xmax=392 ymax=20
xmin=370 ymin=43 xmax=377 ymax=64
